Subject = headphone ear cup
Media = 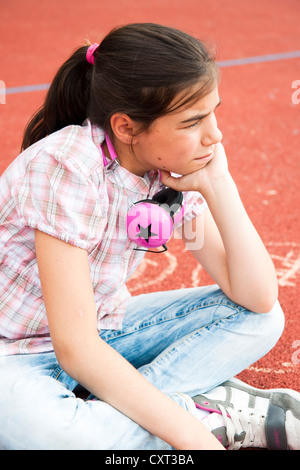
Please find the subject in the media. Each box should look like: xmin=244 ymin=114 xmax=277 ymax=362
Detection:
xmin=126 ymin=201 xmax=174 ymax=248
xmin=152 ymin=188 xmax=183 ymax=217
xmin=152 ymin=188 xmax=183 ymax=205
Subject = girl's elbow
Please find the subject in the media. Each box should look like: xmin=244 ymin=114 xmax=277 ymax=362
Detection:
xmin=53 ymin=342 xmax=76 ymax=375
xmin=249 ymin=286 xmax=279 ymax=314
xmin=252 ymin=299 xmax=278 ymax=314
xmin=231 ymin=280 xmax=278 ymax=314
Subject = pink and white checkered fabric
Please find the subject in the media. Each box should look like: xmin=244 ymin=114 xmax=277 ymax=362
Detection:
xmin=0 ymin=120 xmax=207 ymax=355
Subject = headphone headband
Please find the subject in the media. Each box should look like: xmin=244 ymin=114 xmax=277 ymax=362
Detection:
xmin=101 ymin=133 xmax=184 ymax=253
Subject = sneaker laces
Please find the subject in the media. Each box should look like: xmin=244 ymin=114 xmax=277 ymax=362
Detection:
xmin=218 ymin=404 xmax=267 ymax=449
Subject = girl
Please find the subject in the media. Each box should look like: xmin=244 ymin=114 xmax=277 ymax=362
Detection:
xmin=0 ymin=23 xmax=298 ymax=450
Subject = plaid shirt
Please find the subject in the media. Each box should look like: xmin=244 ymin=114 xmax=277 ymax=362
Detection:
xmin=0 ymin=120 xmax=207 ymax=356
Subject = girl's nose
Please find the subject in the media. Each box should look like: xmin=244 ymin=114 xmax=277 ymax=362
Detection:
xmin=201 ymin=113 xmax=223 ymax=147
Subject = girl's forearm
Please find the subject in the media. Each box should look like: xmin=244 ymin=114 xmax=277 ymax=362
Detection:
xmin=60 ymin=336 xmax=224 ymax=450
xmin=202 ymin=173 xmax=278 ymax=312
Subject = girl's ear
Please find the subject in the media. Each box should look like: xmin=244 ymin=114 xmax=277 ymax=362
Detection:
xmin=110 ymin=113 xmax=139 ymax=145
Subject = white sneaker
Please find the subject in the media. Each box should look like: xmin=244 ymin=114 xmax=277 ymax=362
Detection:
xmin=193 ymin=378 xmax=300 ymax=450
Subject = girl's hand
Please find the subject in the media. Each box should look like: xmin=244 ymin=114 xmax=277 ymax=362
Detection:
xmin=160 ymin=142 xmax=229 ymax=195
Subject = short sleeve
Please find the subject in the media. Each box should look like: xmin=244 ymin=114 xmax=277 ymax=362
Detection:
xmin=11 ymin=150 xmax=106 ymax=251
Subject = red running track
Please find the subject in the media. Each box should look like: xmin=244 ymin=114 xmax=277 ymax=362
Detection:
xmin=0 ymin=0 xmax=299 ymax=392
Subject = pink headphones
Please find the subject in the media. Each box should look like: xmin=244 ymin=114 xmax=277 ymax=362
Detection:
xmin=101 ymin=132 xmax=184 ymax=252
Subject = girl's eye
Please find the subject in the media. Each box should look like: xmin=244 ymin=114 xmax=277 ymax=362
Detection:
xmin=186 ymin=120 xmax=200 ymax=129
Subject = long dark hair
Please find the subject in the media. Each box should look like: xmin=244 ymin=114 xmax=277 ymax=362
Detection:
xmin=21 ymin=23 xmax=218 ymax=151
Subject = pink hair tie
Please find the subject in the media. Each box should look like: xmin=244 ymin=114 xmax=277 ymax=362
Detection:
xmin=86 ymin=43 xmax=99 ymax=65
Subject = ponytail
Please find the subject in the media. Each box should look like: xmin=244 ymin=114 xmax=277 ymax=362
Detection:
xmin=21 ymin=45 xmax=92 ymax=150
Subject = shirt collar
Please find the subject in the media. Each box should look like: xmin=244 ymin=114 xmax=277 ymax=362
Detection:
xmin=106 ymin=164 xmax=161 ymax=197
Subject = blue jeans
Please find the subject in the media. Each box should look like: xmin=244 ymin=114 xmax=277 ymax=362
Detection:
xmin=0 ymin=285 xmax=284 ymax=450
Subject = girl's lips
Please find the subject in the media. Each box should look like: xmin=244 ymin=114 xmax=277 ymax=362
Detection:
xmin=194 ymin=152 xmax=213 ymax=161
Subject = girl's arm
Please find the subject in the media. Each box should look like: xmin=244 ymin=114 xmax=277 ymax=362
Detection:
xmin=162 ymin=143 xmax=278 ymax=313
xmin=35 ymin=229 xmax=224 ymax=450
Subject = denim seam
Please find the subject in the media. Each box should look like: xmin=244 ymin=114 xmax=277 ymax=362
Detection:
xmin=141 ymin=310 xmax=240 ymax=377
xmin=175 ymin=392 xmax=196 ymax=413
xmin=51 ymin=365 xmax=64 ymax=381
xmin=103 ymin=299 xmax=243 ymax=342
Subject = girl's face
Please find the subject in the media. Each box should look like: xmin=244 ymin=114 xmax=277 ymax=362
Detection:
xmin=128 ymin=85 xmax=223 ymax=177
